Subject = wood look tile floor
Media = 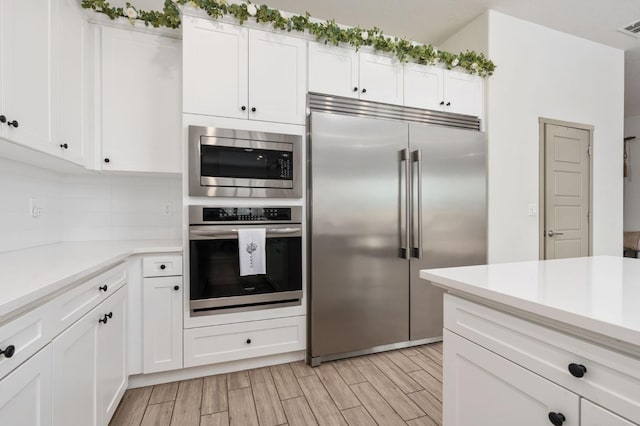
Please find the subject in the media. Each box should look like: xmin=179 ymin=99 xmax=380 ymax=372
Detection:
xmin=109 ymin=343 xmax=443 ymax=426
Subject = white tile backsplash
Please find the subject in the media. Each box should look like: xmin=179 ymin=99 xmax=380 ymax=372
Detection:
xmin=0 ymin=158 xmax=182 ymax=252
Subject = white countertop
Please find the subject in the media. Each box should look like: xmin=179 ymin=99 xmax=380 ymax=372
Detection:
xmin=421 ymin=256 xmax=640 ymax=348
xmin=0 ymin=240 xmax=182 ymax=321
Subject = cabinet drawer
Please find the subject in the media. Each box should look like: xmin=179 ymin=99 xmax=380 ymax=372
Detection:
xmin=143 ymin=255 xmax=182 ymax=277
xmin=0 ymin=301 xmax=55 ymax=380
xmin=444 ymin=294 xmax=640 ymax=424
xmin=54 ymin=263 xmax=126 ymax=331
xmin=184 ymin=316 xmax=305 ymax=367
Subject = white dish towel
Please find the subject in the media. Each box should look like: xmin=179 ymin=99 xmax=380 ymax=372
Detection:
xmin=238 ymin=228 xmax=266 ymax=276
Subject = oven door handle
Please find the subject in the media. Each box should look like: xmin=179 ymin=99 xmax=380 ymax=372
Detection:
xmin=190 ymin=227 xmax=302 ymax=239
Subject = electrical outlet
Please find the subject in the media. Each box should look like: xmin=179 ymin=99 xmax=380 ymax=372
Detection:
xmin=30 ymin=198 xmax=43 ymax=218
xmin=528 ymin=204 xmax=537 ymax=217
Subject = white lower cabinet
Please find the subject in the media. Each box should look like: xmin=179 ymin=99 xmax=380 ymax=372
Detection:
xmin=52 ymin=286 xmax=127 ymax=426
xmin=0 ymin=344 xmax=52 ymax=426
xmin=142 ymin=276 xmax=183 ymax=373
xmin=581 ymin=399 xmax=636 ymax=426
xmin=444 ymin=329 xmax=579 ymax=426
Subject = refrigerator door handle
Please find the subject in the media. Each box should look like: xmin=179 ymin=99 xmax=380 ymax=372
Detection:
xmin=399 ymin=148 xmax=410 ymax=259
xmin=411 ymin=149 xmax=423 ymax=259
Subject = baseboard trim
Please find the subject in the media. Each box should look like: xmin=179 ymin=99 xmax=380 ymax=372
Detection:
xmin=128 ymin=350 xmax=305 ymax=388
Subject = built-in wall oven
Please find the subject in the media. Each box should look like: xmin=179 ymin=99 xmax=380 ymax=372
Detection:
xmin=189 ymin=205 xmax=303 ymax=316
xmin=189 ymin=126 xmax=302 ymax=198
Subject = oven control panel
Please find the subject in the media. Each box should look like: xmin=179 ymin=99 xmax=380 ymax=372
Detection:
xmin=202 ymin=207 xmax=292 ymax=222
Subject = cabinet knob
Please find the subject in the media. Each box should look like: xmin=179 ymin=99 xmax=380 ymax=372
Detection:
xmin=241 ymin=106 xmax=247 ymax=111
xmin=174 ymin=285 xmax=180 ymax=291
xmin=353 ymin=87 xmax=358 ymax=92
xmin=548 ymin=412 xmax=566 ymax=426
xmin=106 ymin=312 xmax=113 ymax=319
xmin=251 ymin=107 xmax=257 ymax=112
xmin=104 ymin=158 xmax=110 ymax=163
xmin=0 ymin=345 xmax=16 ymax=358
xmin=99 ymin=316 xmax=108 ymax=324
xmin=246 ymin=338 xmax=252 ymax=344
xmin=446 ymin=102 xmax=451 ymax=106
xmin=99 ymin=285 xmax=108 ymax=292
xmin=439 ymin=101 xmax=445 ymax=105
xmin=568 ymin=363 xmax=587 ymax=378
xmin=0 ymin=115 xmax=6 ymax=123
xmin=361 ymin=88 xmax=367 ymax=94
xmin=60 ymin=143 xmax=68 ymax=149
xmin=160 ymin=264 xmax=166 ymax=270
xmin=7 ymin=119 xmax=18 ymax=128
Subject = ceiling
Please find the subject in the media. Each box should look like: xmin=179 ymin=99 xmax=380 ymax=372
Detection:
xmin=114 ymin=0 xmax=640 ymax=116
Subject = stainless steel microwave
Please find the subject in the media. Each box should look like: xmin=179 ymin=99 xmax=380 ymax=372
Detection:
xmin=189 ymin=126 xmax=302 ymax=198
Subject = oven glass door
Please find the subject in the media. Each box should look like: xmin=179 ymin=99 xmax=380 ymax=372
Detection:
xmin=189 ymin=229 xmax=302 ymax=306
xmin=200 ymin=138 xmax=293 ymax=188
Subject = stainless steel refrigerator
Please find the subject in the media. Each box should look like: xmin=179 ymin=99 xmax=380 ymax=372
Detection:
xmin=307 ymin=94 xmax=487 ymax=366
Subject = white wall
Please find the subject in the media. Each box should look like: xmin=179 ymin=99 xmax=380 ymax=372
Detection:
xmin=624 ymin=115 xmax=640 ymax=231
xmin=442 ymin=10 xmax=625 ymax=263
xmin=0 ymin=158 xmax=182 ymax=252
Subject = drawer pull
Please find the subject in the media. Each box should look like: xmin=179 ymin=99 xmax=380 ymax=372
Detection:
xmin=0 ymin=345 xmax=16 ymax=358
xmin=548 ymin=412 xmax=566 ymax=426
xmin=160 ymin=264 xmax=166 ymax=270
xmin=246 ymin=339 xmax=252 ymax=345
xmin=99 ymin=285 xmax=108 ymax=292
xmin=568 ymin=363 xmax=587 ymax=378
xmin=99 ymin=312 xmax=113 ymax=324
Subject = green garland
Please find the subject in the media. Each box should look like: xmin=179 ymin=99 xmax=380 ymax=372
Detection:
xmin=81 ymin=0 xmax=496 ymax=76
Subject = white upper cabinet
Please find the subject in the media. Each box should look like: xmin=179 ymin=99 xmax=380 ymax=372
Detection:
xmin=403 ymin=64 xmax=444 ymax=111
xmin=248 ymin=29 xmax=307 ymax=124
xmin=308 ymin=43 xmax=359 ymax=99
xmin=443 ymin=70 xmax=483 ymax=117
xmin=0 ymin=0 xmax=52 ymax=152
xmin=308 ymin=44 xmax=404 ymax=105
xmin=182 ymin=17 xmax=307 ymax=125
xmin=52 ymin=0 xmax=88 ymax=165
xmin=358 ymin=52 xmax=404 ymax=105
xmin=183 ymin=19 xmax=248 ymax=119
xmin=100 ymin=26 xmax=182 ymax=173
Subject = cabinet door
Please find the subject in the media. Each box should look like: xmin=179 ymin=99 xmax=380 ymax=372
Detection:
xmin=0 ymin=345 xmax=52 ymax=426
xmin=0 ymin=0 xmax=52 ymax=151
xmin=444 ymin=330 xmax=579 ymax=426
xmin=581 ymin=400 xmax=635 ymax=426
xmin=52 ymin=0 xmax=88 ymax=165
xmin=403 ymin=63 xmax=444 ymax=111
xmin=308 ymin=42 xmax=359 ymax=99
xmin=248 ymin=30 xmax=307 ymax=125
xmin=52 ymin=306 xmax=99 ymax=426
xmin=97 ymin=287 xmax=127 ymax=425
xmin=358 ymin=52 xmax=404 ymax=105
xmin=443 ymin=70 xmax=483 ymax=117
xmin=101 ymin=26 xmax=181 ymax=173
xmin=143 ymin=277 xmax=183 ymax=373
xmin=182 ymin=17 xmax=248 ymax=119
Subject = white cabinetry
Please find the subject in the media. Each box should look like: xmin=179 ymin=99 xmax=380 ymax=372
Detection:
xmin=100 ymin=26 xmax=182 ymax=173
xmin=581 ymin=400 xmax=636 ymax=426
xmin=308 ymin=43 xmax=403 ymax=105
xmin=443 ymin=70 xmax=483 ymax=116
xmin=142 ymin=255 xmax=183 ymax=374
xmin=0 ymin=345 xmax=52 ymax=426
xmin=183 ymin=16 xmax=307 ymax=125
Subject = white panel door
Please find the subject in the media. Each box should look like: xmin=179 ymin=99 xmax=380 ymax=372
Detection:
xmin=308 ymin=42 xmax=359 ymax=99
xmin=52 ymin=0 xmax=87 ymax=165
xmin=97 ymin=287 xmax=127 ymax=425
xmin=403 ymin=63 xmax=444 ymax=110
xmin=358 ymin=52 xmax=404 ymax=105
xmin=248 ymin=29 xmax=307 ymax=125
xmin=444 ymin=329 xmax=579 ymax=426
xmin=443 ymin=70 xmax=483 ymax=116
xmin=143 ymin=277 xmax=183 ymax=373
xmin=581 ymin=399 xmax=635 ymax=426
xmin=0 ymin=0 xmax=52 ymax=152
xmin=52 ymin=305 xmax=99 ymax=426
xmin=544 ymin=124 xmax=590 ymax=259
xmin=0 ymin=345 xmax=52 ymax=426
xmin=182 ymin=17 xmax=248 ymax=119
xmin=101 ymin=26 xmax=182 ymax=173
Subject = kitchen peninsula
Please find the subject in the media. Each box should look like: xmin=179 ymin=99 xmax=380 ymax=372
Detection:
xmin=421 ymin=256 xmax=640 ymax=426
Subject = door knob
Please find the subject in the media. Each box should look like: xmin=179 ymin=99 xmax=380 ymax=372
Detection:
xmin=173 ymin=285 xmax=180 ymax=291
xmin=568 ymin=363 xmax=587 ymax=378
xmin=353 ymin=87 xmax=358 ymax=92
xmin=0 ymin=345 xmax=16 ymax=358
xmin=60 ymin=143 xmax=68 ymax=149
xmin=0 ymin=115 xmax=6 ymax=123
xmin=7 ymin=119 xmax=18 ymax=127
xmin=547 ymin=230 xmax=564 ymax=237
xmin=548 ymin=412 xmax=566 ymax=426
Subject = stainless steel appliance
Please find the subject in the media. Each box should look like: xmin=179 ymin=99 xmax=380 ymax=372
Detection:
xmin=189 ymin=126 xmax=302 ymax=198
xmin=308 ymin=93 xmax=487 ymax=365
xmin=189 ymin=205 xmax=303 ymax=315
